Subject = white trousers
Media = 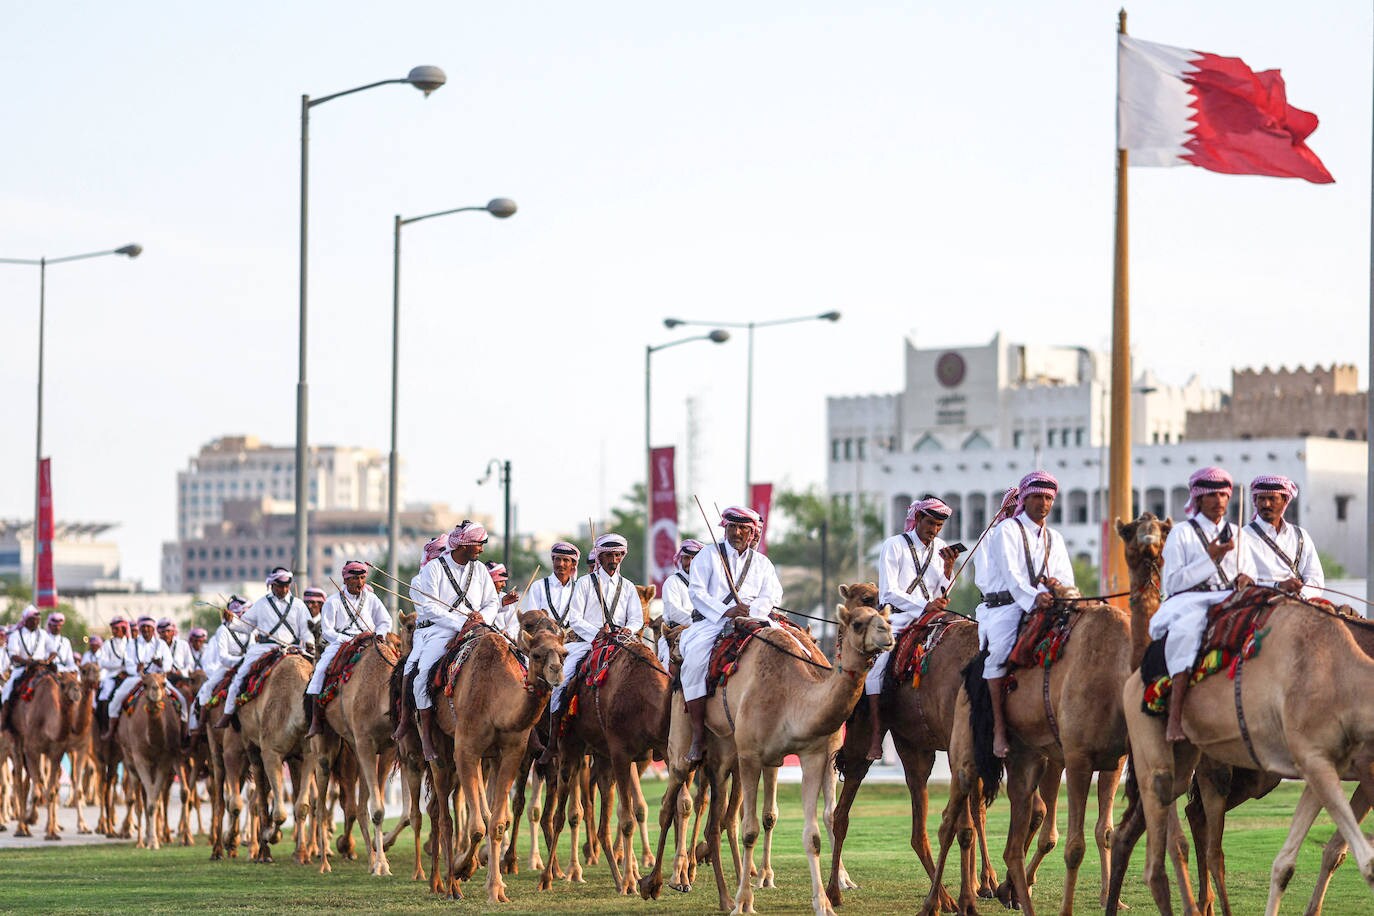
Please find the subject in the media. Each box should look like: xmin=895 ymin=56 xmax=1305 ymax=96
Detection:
xmin=409 ymin=623 xmax=464 ymax=710
xmin=97 ymin=675 xmax=119 ymax=702
xmin=222 ymin=643 xmax=277 ymax=715
xmin=978 ymin=604 xmax=1022 ymax=679
xmin=549 ymin=641 xmax=591 ymax=714
xmin=657 ymin=636 xmax=672 ymax=669
xmin=306 ymin=641 xmax=345 ymax=696
xmin=679 ymin=616 xmax=779 ymax=702
xmin=1149 ymin=590 xmax=1234 ymax=677
xmin=108 ymin=675 xmax=189 ymax=723
xmin=0 ymin=667 xmax=25 ymax=704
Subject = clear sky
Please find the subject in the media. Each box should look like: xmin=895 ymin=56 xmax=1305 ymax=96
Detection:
xmin=1 ymin=1 xmax=1369 ymax=586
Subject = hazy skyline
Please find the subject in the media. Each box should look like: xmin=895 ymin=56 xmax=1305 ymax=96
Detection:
xmin=1 ymin=1 xmax=1368 ymax=585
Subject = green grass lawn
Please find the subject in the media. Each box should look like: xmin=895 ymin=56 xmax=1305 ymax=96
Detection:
xmin=0 ymin=780 xmax=1369 ymax=914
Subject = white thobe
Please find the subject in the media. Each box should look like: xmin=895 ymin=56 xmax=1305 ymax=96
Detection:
xmin=976 ymin=514 xmax=1074 ymax=678
xmin=525 ymin=575 xmax=578 ymax=626
xmin=49 ymin=633 xmax=79 ymax=673
xmin=867 ymin=531 xmax=952 ymax=695
xmin=1149 ymin=514 xmax=1238 ymax=676
xmin=680 ymin=542 xmax=783 ymax=702
xmin=407 ymin=557 xmax=498 ymax=709
xmin=2 ymin=628 xmax=58 ymax=704
xmin=658 ymin=570 xmax=693 ymax=666
xmin=97 ymin=636 xmax=133 ymax=701
xmin=1238 ymin=518 xmax=1324 ymax=598
xmin=163 ymin=638 xmax=195 ymax=677
xmin=307 ymin=587 xmax=392 ymax=695
xmin=550 ymin=568 xmax=645 ymax=713
xmin=222 ymin=593 xmax=312 ymax=715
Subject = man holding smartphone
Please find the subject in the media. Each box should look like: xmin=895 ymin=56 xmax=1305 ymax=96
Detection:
xmin=1147 ymin=466 xmax=1253 ymax=743
xmin=864 ymin=496 xmax=960 ymax=761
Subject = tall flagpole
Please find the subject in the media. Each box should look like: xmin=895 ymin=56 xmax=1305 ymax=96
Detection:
xmin=1104 ymin=8 xmax=1132 ymax=603
xmin=1366 ymin=13 xmax=1374 ymax=617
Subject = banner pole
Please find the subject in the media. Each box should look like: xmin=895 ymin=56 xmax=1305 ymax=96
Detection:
xmin=1105 ymin=8 xmax=1133 ymax=607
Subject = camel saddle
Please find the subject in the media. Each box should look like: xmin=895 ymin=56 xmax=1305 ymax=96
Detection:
xmin=319 ymin=633 xmax=397 ymax=708
xmin=558 ymin=629 xmax=641 ymax=734
xmin=435 ymin=620 xmax=524 ymax=699
xmin=121 ymin=681 xmax=184 ymax=717
xmin=706 ymin=617 xmax=772 ymax=698
xmin=10 ymin=663 xmax=57 ymax=703
xmin=237 ymin=647 xmax=303 ymax=708
xmin=886 ymin=609 xmax=962 ymax=690
xmin=1140 ymin=585 xmax=1282 ymax=717
xmin=1007 ymin=606 xmax=1077 ymax=672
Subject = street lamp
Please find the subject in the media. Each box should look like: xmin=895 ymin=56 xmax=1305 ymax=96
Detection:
xmin=644 ymin=330 xmax=730 ymax=584
xmin=477 ymin=459 xmax=513 ymax=573
xmin=1 ymin=243 xmax=142 ymax=597
xmin=664 ymin=311 xmax=840 ymax=497
xmin=384 ymin=198 xmax=517 ymax=612
xmin=295 ymin=66 xmax=445 ymax=584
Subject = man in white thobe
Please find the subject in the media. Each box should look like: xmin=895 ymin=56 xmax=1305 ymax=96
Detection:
xmin=680 ymin=506 xmax=783 ymax=766
xmin=305 ymin=559 xmax=392 ymax=737
xmin=216 ymin=569 xmax=312 ymax=727
xmin=658 ymin=539 xmax=704 ymax=669
xmin=1239 ymin=474 xmax=1324 ymax=599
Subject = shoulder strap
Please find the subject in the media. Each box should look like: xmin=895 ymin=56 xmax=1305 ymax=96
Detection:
xmin=901 ymin=532 xmax=935 ymax=599
xmin=1013 ymin=519 xmax=1050 ymax=585
xmin=439 ymin=558 xmax=476 ymax=613
xmin=265 ymin=595 xmax=298 ymax=642
xmin=1188 ymin=518 xmax=1232 ymax=586
xmin=675 ymin=571 xmax=689 ymax=586
xmin=336 ymin=590 xmax=366 ymax=632
xmin=1247 ymin=521 xmax=1303 ymax=580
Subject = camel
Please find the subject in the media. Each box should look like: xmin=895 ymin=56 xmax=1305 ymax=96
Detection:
xmin=826 ymin=582 xmax=1003 ymax=910
xmin=310 ymin=629 xmax=404 ymax=877
xmin=236 ymin=648 xmax=319 ymax=864
xmin=538 ymin=584 xmax=663 ymax=894
xmin=113 ymin=670 xmax=183 ymax=849
xmin=927 ymin=579 xmax=1137 ymax=915
xmin=641 ymin=597 xmax=894 ymax=916
xmin=1110 ymin=598 xmax=1374 ymax=911
xmin=207 ymin=707 xmax=255 ymax=860
xmin=381 ymin=611 xmax=436 ymax=882
xmin=54 ymin=662 xmax=101 ymax=835
xmin=9 ymin=663 xmax=83 ymax=840
xmin=429 ymin=617 xmax=567 ymax=902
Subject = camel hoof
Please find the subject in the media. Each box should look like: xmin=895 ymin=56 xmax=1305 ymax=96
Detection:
xmin=638 ymin=874 xmax=663 ymax=900
xmin=78 ymin=827 xmax=92 ymax=835
xmin=45 ymin=834 xmax=61 ymax=842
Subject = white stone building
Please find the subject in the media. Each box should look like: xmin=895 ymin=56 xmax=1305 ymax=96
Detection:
xmin=829 ymin=336 xmax=1367 ymax=577
xmin=175 ymin=435 xmax=393 ymax=541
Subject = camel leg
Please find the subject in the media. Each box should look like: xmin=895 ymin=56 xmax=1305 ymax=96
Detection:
xmin=355 ymin=738 xmax=391 ymax=877
xmin=310 ymin=740 xmax=336 ymax=875
xmin=1265 ymin=784 xmax=1324 ymax=916
xmin=638 ymin=762 xmax=690 ymax=900
xmin=610 ymin=754 xmax=650 ymax=893
xmin=528 ymin=764 xmax=546 ymax=871
xmin=565 ymin=757 xmax=587 ymax=884
xmin=427 ymin=763 xmax=457 ymax=898
xmin=1297 ymin=756 xmax=1374 ymax=894
xmin=632 ymin=760 xmax=655 ymax=870
xmin=484 ymin=746 xmax=523 ymax=904
xmin=538 ymin=767 xmax=564 ymax=884
xmin=452 ymin=748 xmax=487 ymax=889
xmin=1305 ymin=784 xmax=1371 ymax=916
xmin=756 ymin=765 xmax=779 ymax=889
xmin=919 ymin=768 xmax=974 ymax=916
xmin=502 ymin=750 xmax=533 ymax=875
xmin=1185 ymin=771 xmax=1221 ymax=916
xmin=1000 ymin=751 xmax=1046 ymax=915
xmin=1022 ymin=762 xmax=1061 ymax=895
xmin=1057 ymin=753 xmax=1097 ymax=916
xmin=255 ymin=748 xmax=287 ymax=863
xmin=1095 ymin=759 xmax=1125 ymax=911
xmin=730 ymin=755 xmax=764 ymax=916
xmin=796 ymin=750 xmax=836 ymax=916
xmin=902 ymin=742 xmax=963 ymax=911
xmin=825 ymin=751 xmax=870 ymax=907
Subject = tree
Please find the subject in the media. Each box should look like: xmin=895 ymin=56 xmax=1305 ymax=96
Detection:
xmin=765 ymin=486 xmax=886 ymax=616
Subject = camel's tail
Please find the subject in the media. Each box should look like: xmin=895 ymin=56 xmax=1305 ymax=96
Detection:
xmin=960 ymin=649 xmax=1001 ymax=805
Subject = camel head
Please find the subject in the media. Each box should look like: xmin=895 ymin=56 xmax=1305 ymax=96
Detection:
xmin=183 ymin=668 xmax=208 ymax=699
xmin=79 ymin=661 xmax=102 ymax=689
xmin=397 ymin=611 xmax=417 ymax=657
xmin=1115 ymin=512 xmax=1172 ymax=576
xmin=380 ymin=631 xmax=403 ymax=655
xmin=57 ymin=671 xmax=83 ymax=707
xmin=518 ymin=609 xmax=563 ymax=642
xmin=835 ymin=600 xmax=894 ymax=669
xmin=838 ymin=582 xmax=879 ymax=611
xmin=522 ymin=629 xmax=568 ymax=693
xmin=662 ymin=623 xmax=689 ymax=665
xmin=635 ymin=584 xmax=657 ymax=628
xmin=139 ymin=670 xmax=167 ymax=708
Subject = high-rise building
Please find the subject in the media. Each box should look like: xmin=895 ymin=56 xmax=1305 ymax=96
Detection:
xmin=175 ymin=435 xmax=392 ymax=540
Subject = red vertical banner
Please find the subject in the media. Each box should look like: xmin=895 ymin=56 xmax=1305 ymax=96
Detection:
xmin=749 ymin=482 xmax=773 ymax=555
xmin=648 ymin=447 xmax=679 ymax=592
xmin=36 ymin=458 xmax=57 ymax=608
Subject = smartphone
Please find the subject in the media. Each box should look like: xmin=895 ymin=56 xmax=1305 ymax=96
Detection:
xmin=1217 ymin=525 xmax=1233 ymax=545
xmin=948 ymin=542 xmax=968 ymax=555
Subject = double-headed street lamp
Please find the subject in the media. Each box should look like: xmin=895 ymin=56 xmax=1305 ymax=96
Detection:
xmin=296 ymin=66 xmax=446 ymax=582
xmin=383 ymin=199 xmax=518 ymax=612
xmin=644 ymin=330 xmax=730 ymax=584
xmin=1 ymin=244 xmax=143 ymax=596
xmin=663 ymin=311 xmax=840 ymax=496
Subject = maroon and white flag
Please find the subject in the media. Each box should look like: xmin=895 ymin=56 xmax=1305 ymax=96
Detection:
xmin=1117 ymin=35 xmax=1333 ymax=184
xmin=648 ymin=447 xmax=679 ymax=592
xmin=749 ymin=483 xmax=773 ymax=555
xmin=36 ymin=458 xmax=57 ymax=609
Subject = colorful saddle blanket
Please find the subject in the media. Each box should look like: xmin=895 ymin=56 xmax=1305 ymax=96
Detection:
xmin=436 ymin=623 xmax=526 ymax=698
xmin=1008 ymin=606 xmax=1077 ymax=672
xmin=204 ymin=666 xmax=236 ymax=709
xmin=887 ymin=609 xmax=963 ymax=689
xmin=706 ymin=619 xmax=771 ymax=697
xmin=237 ymin=648 xmax=301 ymax=708
xmin=1140 ymin=585 xmax=1282 ymax=716
xmin=558 ymin=630 xmax=642 ymax=733
xmin=319 ymin=633 xmax=397 ymax=708
xmin=12 ymin=665 xmax=57 ymax=703
xmin=121 ymin=680 xmax=185 ymax=717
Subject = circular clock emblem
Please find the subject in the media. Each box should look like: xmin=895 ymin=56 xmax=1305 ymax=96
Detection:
xmin=936 ymin=352 xmax=966 ymax=388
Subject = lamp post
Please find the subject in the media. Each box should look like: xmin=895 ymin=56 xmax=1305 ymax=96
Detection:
xmin=1 ymin=243 xmax=143 ymax=595
xmin=478 ymin=459 xmax=513 ymax=572
xmin=644 ymin=330 xmax=730 ymax=584
xmin=295 ymin=66 xmax=446 ymax=584
xmin=384 ymin=198 xmax=517 ymax=612
xmin=663 ymin=311 xmax=840 ymax=496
